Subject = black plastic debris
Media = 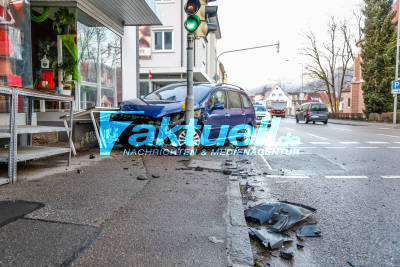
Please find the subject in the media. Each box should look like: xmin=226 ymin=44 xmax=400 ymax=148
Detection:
xmin=248 ymin=228 xmax=293 ymax=250
xmin=295 ymin=223 xmax=321 ymax=237
xmin=195 ymin=167 xmax=204 ymax=172
xmin=77 ymin=169 xmax=84 ymax=174
xmin=137 ymin=175 xmax=147 ymax=180
xmin=347 ymin=261 xmax=356 ymax=267
xmin=245 ymin=201 xmax=316 ymax=231
xmin=89 ymin=154 xmax=95 ymax=159
xmin=223 ymin=170 xmax=233 ymax=175
xmin=152 ymin=175 xmax=160 ymax=179
xmin=280 ymin=251 xmax=294 ymax=260
xmin=296 ymin=244 xmax=304 ymax=249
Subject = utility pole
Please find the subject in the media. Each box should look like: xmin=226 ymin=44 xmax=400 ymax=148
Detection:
xmin=185 ymin=34 xmax=195 ymax=151
xmin=394 ymin=0 xmax=400 ymax=125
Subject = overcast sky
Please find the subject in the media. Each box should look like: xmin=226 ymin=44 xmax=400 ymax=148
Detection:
xmin=216 ymin=0 xmax=363 ymax=90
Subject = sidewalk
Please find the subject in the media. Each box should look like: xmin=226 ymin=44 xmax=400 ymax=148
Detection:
xmin=0 ymin=152 xmax=250 ymax=266
xmin=328 ymin=118 xmax=400 ymax=128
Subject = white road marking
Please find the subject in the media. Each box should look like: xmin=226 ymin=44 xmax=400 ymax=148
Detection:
xmin=395 ymin=142 xmax=400 ymax=144
xmin=286 ymin=127 xmax=295 ymax=131
xmin=298 ymin=147 xmax=318 ymax=149
xmin=324 ymin=147 xmax=346 ymax=149
xmin=325 ymin=175 xmax=368 ymax=179
xmin=366 ymin=141 xmax=389 ymax=144
xmin=377 ymin=134 xmax=400 ymax=139
xmin=307 ymin=133 xmax=328 ymax=140
xmin=355 ymin=147 xmax=380 ymax=149
xmin=259 ymin=155 xmax=272 ymax=171
xmin=382 ymin=176 xmax=400 ymax=179
xmin=267 ymin=175 xmax=310 ymax=179
xmin=387 ymin=147 xmax=400 ymax=149
xmin=310 ymin=142 xmax=331 ymax=145
xmin=379 ymin=128 xmax=391 ymax=130
xmin=340 ymin=141 xmax=360 ymax=144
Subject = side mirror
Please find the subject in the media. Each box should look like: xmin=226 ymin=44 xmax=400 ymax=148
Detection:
xmin=212 ymin=103 xmax=225 ymax=110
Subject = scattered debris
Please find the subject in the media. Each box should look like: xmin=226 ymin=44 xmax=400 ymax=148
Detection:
xmin=295 ymin=223 xmax=321 ymax=237
xmin=137 ymin=175 xmax=147 ymax=181
xmin=280 ymin=251 xmax=294 ymax=260
xmin=176 ymin=167 xmax=192 ymax=171
xmin=347 ymin=261 xmax=356 ymax=267
xmin=208 ymin=236 xmax=224 ymax=244
xmin=245 ymin=201 xmax=316 ymax=231
xmin=263 ymin=172 xmax=270 ymax=175
xmin=89 ymin=154 xmax=95 ymax=159
xmin=177 ymin=159 xmax=190 ymax=163
xmin=296 ymin=244 xmax=304 ymax=249
xmin=248 ymin=228 xmax=293 ymax=250
xmin=77 ymin=169 xmax=84 ymax=174
xmin=195 ymin=167 xmax=204 ymax=172
xmin=123 ymin=167 xmax=129 ymax=170
xmin=152 ymin=175 xmax=160 ymax=179
xmin=223 ymin=170 xmax=233 ymax=175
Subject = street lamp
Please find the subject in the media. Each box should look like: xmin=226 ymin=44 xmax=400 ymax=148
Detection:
xmin=215 ymin=42 xmax=280 ymax=83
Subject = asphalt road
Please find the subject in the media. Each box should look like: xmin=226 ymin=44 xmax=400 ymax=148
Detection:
xmin=242 ymin=118 xmax=400 ymax=266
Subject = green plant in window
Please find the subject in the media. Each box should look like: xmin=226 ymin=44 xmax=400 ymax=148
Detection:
xmin=52 ymin=8 xmax=75 ymax=35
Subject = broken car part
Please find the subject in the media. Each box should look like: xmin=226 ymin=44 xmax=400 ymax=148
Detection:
xmin=248 ymin=227 xmax=293 ymax=250
xmin=295 ymin=223 xmax=321 ymax=237
xmin=245 ymin=201 xmax=316 ymax=231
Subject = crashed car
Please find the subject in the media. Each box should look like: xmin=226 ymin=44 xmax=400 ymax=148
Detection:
xmin=116 ymin=83 xmax=256 ymax=150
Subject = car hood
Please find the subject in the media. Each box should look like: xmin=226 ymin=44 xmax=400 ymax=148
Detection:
xmin=120 ymin=98 xmax=201 ymax=118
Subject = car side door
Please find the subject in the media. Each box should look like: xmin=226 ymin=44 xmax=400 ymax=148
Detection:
xmin=227 ymin=90 xmax=244 ymax=127
xmin=240 ymin=93 xmax=254 ymax=126
xmin=204 ymin=90 xmax=228 ymax=140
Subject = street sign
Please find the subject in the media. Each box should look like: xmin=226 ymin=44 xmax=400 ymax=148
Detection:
xmin=392 ymin=81 xmax=400 ymax=94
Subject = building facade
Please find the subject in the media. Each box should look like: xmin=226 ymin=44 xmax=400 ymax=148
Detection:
xmin=137 ymin=0 xmax=221 ymax=97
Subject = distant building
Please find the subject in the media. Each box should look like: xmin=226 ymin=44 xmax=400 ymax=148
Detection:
xmin=264 ymin=85 xmax=290 ymax=108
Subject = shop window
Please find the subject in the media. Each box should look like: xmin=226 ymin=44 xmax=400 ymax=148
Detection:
xmin=77 ymin=11 xmax=122 ymax=110
xmin=0 ymin=1 xmax=33 ymax=89
xmin=140 ymin=81 xmax=150 ymax=97
xmin=153 ymin=30 xmax=173 ymax=51
xmin=348 ymin=98 xmax=351 ymax=107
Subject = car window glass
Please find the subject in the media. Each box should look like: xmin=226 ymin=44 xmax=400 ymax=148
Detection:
xmin=240 ymin=94 xmax=252 ymax=108
xmin=207 ymin=90 xmax=227 ymax=109
xmin=228 ymin=91 xmax=242 ymax=109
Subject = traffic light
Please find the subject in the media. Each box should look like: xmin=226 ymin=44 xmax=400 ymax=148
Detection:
xmin=184 ymin=0 xmax=218 ymax=38
xmin=184 ymin=0 xmax=201 ymax=33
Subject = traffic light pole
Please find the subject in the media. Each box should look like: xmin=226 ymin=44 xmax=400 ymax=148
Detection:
xmin=185 ymin=34 xmax=195 ymax=152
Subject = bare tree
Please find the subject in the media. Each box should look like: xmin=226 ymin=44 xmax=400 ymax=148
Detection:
xmin=302 ymin=18 xmax=354 ymax=112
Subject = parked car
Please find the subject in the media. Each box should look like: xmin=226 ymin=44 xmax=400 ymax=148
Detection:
xmin=117 ymin=83 xmax=256 ymax=149
xmin=295 ymin=102 xmax=328 ymax=124
xmin=254 ymin=104 xmax=272 ymax=126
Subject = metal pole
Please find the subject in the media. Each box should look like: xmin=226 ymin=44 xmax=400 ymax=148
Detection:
xmin=185 ymin=34 xmax=195 ymax=152
xmin=394 ymin=0 xmax=400 ymax=125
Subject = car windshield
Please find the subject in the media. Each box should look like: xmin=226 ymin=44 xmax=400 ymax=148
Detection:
xmin=144 ymin=85 xmax=212 ymax=102
xmin=311 ymin=103 xmax=327 ymax=111
xmin=254 ymin=105 xmax=267 ymax=111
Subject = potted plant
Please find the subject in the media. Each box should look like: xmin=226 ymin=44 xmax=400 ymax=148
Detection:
xmin=52 ymin=8 xmax=75 ymax=35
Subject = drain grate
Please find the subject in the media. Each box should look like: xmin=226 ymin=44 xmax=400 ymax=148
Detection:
xmin=0 ymin=200 xmax=44 ymax=228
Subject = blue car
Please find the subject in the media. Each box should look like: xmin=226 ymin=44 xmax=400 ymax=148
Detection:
xmin=117 ymin=83 xmax=256 ymax=149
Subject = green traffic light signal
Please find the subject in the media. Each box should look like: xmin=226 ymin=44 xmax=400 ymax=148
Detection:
xmin=185 ymin=15 xmax=201 ymax=32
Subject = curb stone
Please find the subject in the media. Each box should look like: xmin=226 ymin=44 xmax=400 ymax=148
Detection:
xmin=226 ymin=177 xmax=254 ymax=267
